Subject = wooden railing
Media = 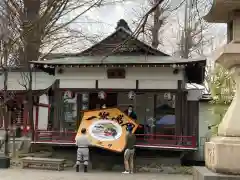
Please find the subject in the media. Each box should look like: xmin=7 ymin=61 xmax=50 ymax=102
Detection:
xmin=33 ymin=130 xmax=197 ymax=149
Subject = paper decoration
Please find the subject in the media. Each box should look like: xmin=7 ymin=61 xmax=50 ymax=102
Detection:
xmin=64 ymin=90 xmax=73 ymax=99
xmin=128 ymin=91 xmax=136 ymax=100
xmin=164 ymin=92 xmax=171 ymax=100
xmin=98 ymin=91 xmax=106 ymax=100
xmin=147 ymin=117 xmax=155 ymax=127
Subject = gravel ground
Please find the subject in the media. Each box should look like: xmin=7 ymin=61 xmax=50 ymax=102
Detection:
xmin=0 ymin=168 xmax=192 ymax=180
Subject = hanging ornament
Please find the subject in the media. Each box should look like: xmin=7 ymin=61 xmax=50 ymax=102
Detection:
xmin=82 ymin=93 xmax=89 ymax=103
xmin=26 ymin=125 xmax=31 ymax=131
xmin=164 ymin=92 xmax=171 ymax=100
xmin=64 ymin=90 xmax=73 ymax=99
xmin=147 ymin=117 xmax=156 ymax=127
xmin=98 ymin=91 xmax=106 ymax=100
xmin=172 ymin=95 xmax=175 ymax=101
xmin=128 ymin=91 xmax=136 ymax=100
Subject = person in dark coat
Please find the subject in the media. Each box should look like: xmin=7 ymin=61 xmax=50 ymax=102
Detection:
xmin=124 ymin=105 xmax=145 ymax=135
xmin=124 ymin=105 xmax=137 ymax=120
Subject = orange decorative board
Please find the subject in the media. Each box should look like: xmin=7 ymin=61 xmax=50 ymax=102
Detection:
xmin=76 ymin=108 xmax=138 ymax=152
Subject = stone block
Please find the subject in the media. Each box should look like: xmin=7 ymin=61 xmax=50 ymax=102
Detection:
xmin=205 ymin=136 xmax=240 ymax=175
xmin=193 ymin=166 xmax=240 ymax=180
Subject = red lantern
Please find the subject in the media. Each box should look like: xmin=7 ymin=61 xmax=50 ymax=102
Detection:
xmin=26 ymin=125 xmax=30 ymax=131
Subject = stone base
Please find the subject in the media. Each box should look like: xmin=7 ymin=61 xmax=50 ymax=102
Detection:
xmin=0 ymin=156 xmax=10 ymax=168
xmin=205 ymin=136 xmax=240 ymax=175
xmin=193 ymin=166 xmax=240 ymax=180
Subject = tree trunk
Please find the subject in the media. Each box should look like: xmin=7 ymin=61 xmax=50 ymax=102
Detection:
xmin=22 ymin=0 xmax=41 ymax=140
xmin=151 ymin=0 xmax=162 ymax=49
xmin=22 ymin=0 xmax=41 ymax=64
xmin=3 ymin=42 xmax=9 ymax=156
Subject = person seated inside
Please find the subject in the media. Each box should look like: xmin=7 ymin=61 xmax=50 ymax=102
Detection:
xmin=124 ymin=105 xmax=144 ymax=136
xmin=124 ymin=105 xmax=137 ymax=120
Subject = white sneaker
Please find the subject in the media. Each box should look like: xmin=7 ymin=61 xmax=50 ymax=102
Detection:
xmin=122 ymin=171 xmax=130 ymax=174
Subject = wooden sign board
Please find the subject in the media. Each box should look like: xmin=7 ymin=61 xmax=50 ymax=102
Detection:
xmin=76 ymin=108 xmax=138 ymax=152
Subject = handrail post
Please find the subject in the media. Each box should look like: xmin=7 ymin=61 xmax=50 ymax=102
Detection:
xmin=34 ymin=129 xmax=38 ymax=142
xmin=191 ymin=136 xmax=196 ymax=148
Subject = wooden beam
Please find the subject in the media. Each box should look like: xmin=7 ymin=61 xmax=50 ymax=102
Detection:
xmin=136 ymin=80 xmax=139 ymax=89
xmin=175 ymin=80 xmax=183 ymax=138
xmin=95 ymin=80 xmax=99 ymax=89
xmin=58 ymin=88 xmax=180 ymax=93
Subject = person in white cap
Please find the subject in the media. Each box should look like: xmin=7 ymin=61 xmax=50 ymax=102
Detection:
xmin=75 ymin=128 xmax=91 ymax=172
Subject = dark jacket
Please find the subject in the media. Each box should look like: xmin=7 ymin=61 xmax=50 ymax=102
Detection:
xmin=125 ymin=133 xmax=136 ymax=149
xmin=124 ymin=110 xmax=137 ymax=120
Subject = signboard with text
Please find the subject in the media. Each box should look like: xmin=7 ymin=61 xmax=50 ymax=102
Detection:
xmin=76 ymin=108 xmax=138 ymax=152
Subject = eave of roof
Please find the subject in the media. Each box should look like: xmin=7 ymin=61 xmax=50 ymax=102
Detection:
xmin=30 ymin=56 xmax=206 ymax=67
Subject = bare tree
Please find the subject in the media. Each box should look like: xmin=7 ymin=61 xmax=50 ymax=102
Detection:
xmin=133 ymin=0 xmax=170 ymax=48
xmin=0 ymin=0 xmax=127 ymax=139
xmin=3 ymin=0 xmax=127 ymax=63
xmin=173 ymin=0 xmax=213 ymax=58
xmin=173 ymin=0 xmax=230 ymax=135
xmin=0 ymin=0 xmax=18 ymax=157
xmin=0 ymin=0 xmax=170 ymax=142
xmin=132 ymin=0 xmax=173 ymax=49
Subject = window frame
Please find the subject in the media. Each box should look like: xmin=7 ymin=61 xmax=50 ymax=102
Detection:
xmin=107 ymin=68 xmax=126 ymax=79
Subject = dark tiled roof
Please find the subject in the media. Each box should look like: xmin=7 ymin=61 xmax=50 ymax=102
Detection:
xmin=45 ymin=19 xmax=170 ymax=58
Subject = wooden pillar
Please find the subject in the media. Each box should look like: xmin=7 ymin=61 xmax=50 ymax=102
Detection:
xmin=76 ymin=93 xmax=82 ymax=131
xmin=182 ymin=92 xmax=188 ymax=137
xmin=195 ymin=101 xmax=199 ymax=146
xmin=187 ymin=101 xmax=199 ymax=146
xmin=53 ymin=80 xmax=60 ymax=130
xmin=35 ymin=103 xmax=39 ymax=131
xmin=175 ymin=80 xmax=183 ymax=137
xmin=186 ymin=89 xmax=201 ymax=147
xmin=0 ymin=100 xmax=3 ymax=128
xmin=23 ymin=99 xmax=28 ymax=136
